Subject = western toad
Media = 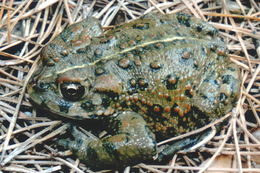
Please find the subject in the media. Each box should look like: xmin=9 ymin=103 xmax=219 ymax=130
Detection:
xmin=27 ymin=13 xmax=240 ymax=169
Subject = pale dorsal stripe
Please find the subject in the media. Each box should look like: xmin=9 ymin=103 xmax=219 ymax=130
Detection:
xmin=44 ymin=36 xmax=200 ymax=79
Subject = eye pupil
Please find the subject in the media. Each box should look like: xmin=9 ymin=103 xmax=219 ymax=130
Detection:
xmin=67 ymin=88 xmax=77 ymax=95
xmin=60 ymin=82 xmax=85 ymax=101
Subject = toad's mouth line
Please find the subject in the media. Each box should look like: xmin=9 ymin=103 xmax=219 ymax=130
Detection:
xmin=43 ymin=36 xmax=213 ymax=79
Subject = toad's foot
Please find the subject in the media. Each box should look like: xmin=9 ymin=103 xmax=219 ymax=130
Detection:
xmin=57 ymin=111 xmax=157 ymax=169
xmin=157 ymin=128 xmax=214 ymax=161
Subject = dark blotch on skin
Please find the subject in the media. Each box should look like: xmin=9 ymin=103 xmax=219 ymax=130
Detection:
xmin=58 ymin=100 xmax=72 ymax=113
xmin=227 ymin=66 xmax=236 ymax=71
xmin=222 ymin=75 xmax=234 ymax=84
xmin=76 ymin=47 xmax=87 ymax=54
xmin=103 ymin=140 xmax=118 ymax=159
xmin=33 ymin=82 xmax=50 ymax=92
xmin=185 ymin=89 xmax=193 ymax=98
xmin=196 ymin=25 xmax=202 ymax=32
xmin=81 ymin=101 xmax=95 ymax=112
xmin=176 ymin=13 xmax=191 ymax=27
xmin=208 ymin=29 xmax=217 ymax=37
xmin=165 ymin=74 xmax=179 ymax=90
xmin=147 ymin=104 xmax=167 ymax=121
xmin=98 ymin=92 xmax=117 ymax=109
xmin=219 ymin=93 xmax=227 ymax=103
xmin=130 ymin=104 xmax=140 ymax=112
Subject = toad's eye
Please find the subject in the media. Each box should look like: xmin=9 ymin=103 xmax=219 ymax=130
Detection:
xmin=60 ymin=82 xmax=85 ymax=101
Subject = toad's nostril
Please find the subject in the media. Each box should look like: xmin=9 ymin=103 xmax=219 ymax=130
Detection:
xmin=222 ymin=75 xmax=234 ymax=84
xmin=219 ymin=93 xmax=228 ymax=103
xmin=32 ymin=81 xmax=50 ymax=92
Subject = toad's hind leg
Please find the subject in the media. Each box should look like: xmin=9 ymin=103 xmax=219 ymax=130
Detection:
xmin=58 ymin=111 xmax=157 ymax=169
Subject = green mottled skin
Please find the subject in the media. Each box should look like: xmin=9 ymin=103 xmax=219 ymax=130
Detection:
xmin=27 ymin=13 xmax=240 ymax=169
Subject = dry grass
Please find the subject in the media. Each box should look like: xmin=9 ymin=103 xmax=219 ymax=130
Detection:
xmin=0 ymin=0 xmax=260 ymax=172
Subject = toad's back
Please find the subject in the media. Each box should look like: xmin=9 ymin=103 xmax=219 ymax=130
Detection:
xmin=28 ymin=13 xmax=240 ymax=138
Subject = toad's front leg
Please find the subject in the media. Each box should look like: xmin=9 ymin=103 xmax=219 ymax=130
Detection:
xmin=58 ymin=111 xmax=157 ymax=169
